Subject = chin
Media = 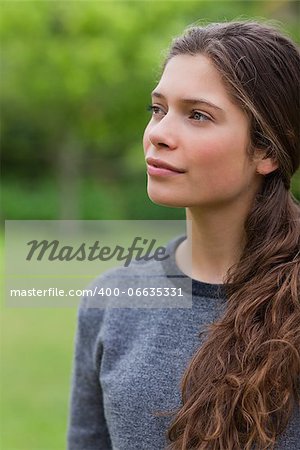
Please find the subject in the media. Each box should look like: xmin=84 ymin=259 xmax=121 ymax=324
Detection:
xmin=147 ymin=191 xmax=186 ymax=208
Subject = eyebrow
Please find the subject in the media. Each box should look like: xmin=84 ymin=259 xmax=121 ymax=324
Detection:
xmin=151 ymin=91 xmax=224 ymax=112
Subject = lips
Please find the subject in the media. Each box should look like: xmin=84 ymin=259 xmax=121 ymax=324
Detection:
xmin=146 ymin=157 xmax=186 ymax=173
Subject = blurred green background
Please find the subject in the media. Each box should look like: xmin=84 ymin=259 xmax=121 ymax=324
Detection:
xmin=1 ymin=1 xmax=299 ymax=449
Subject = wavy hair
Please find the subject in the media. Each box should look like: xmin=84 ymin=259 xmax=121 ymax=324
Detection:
xmin=163 ymin=22 xmax=300 ymax=450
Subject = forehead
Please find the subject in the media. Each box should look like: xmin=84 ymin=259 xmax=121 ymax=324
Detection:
xmin=155 ymin=54 xmax=233 ymax=108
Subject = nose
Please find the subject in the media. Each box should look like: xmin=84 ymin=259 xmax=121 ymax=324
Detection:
xmin=146 ymin=114 xmax=177 ymax=150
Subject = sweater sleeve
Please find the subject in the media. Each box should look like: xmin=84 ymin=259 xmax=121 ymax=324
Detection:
xmin=67 ymin=297 xmax=112 ymax=450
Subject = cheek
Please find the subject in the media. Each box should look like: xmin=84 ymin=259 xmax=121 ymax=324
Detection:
xmin=189 ymin=135 xmax=250 ymax=183
xmin=188 ymin=138 xmax=226 ymax=170
xmin=190 ymin=131 xmax=247 ymax=166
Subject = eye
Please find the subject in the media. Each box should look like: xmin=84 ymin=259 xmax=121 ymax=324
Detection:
xmin=190 ymin=111 xmax=211 ymax=122
xmin=146 ymin=104 xmax=165 ymax=117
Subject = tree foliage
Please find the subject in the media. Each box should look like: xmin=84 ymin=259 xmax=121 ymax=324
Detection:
xmin=1 ymin=1 xmax=299 ymax=218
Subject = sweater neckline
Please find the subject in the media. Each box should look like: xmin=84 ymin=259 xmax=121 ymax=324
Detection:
xmin=162 ymin=235 xmax=226 ymax=300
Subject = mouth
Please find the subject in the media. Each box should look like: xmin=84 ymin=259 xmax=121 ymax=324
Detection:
xmin=146 ymin=157 xmax=186 ymax=174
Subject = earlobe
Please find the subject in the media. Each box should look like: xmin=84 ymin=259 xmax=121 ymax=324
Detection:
xmin=253 ymin=147 xmax=279 ymax=176
xmin=256 ymin=157 xmax=278 ymax=176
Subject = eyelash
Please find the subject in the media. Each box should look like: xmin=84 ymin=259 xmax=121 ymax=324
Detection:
xmin=146 ymin=104 xmax=211 ymax=122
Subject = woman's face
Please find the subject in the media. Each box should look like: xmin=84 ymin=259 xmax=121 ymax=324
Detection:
xmin=143 ymin=54 xmax=262 ymax=209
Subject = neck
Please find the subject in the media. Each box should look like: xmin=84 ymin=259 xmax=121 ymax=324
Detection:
xmin=176 ymin=202 xmax=251 ymax=284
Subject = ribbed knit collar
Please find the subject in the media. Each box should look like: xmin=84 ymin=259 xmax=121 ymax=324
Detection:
xmin=162 ymin=234 xmax=226 ymax=300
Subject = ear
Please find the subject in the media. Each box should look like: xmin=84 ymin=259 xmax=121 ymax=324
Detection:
xmin=256 ymin=157 xmax=278 ymax=176
xmin=254 ymin=149 xmax=279 ymax=176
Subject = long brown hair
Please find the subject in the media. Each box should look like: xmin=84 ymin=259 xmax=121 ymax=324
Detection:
xmin=164 ymin=22 xmax=300 ymax=450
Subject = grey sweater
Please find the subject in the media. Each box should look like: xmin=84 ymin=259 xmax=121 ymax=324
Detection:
xmin=67 ymin=235 xmax=300 ymax=450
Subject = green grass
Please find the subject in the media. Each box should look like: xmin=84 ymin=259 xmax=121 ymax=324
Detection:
xmin=0 ymin=224 xmax=181 ymax=450
xmin=0 ymin=229 xmax=78 ymax=450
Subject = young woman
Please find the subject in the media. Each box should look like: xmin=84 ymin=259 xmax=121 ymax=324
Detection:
xmin=67 ymin=21 xmax=300 ymax=449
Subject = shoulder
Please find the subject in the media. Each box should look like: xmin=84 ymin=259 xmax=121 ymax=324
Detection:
xmin=275 ymin=401 xmax=300 ymax=449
